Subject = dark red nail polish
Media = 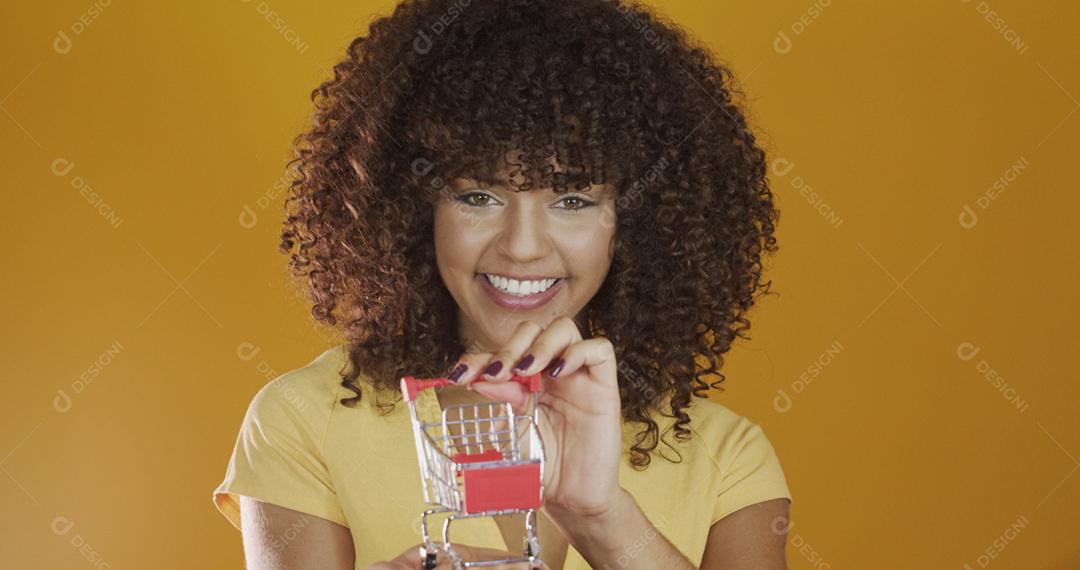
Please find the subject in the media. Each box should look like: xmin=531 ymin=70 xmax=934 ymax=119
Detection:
xmin=513 ymin=354 xmax=534 ymax=373
xmin=547 ymin=358 xmax=565 ymax=378
xmin=482 ymin=360 xmax=502 ymax=378
xmin=448 ymin=363 xmax=467 ymax=383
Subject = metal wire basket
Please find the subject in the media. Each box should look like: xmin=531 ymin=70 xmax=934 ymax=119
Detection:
xmin=400 ymin=373 xmax=546 ymax=569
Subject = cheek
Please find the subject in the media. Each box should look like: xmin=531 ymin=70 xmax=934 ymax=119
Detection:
xmin=592 ymin=209 xmax=618 ymax=262
xmin=596 ymin=203 xmax=618 ymax=262
xmin=433 ymin=207 xmax=460 ymax=277
xmin=562 ymin=225 xmax=616 ymax=278
xmin=434 ymin=206 xmax=483 ymax=276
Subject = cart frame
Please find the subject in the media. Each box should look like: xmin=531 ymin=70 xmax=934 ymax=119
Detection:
xmin=400 ymin=373 xmax=546 ymax=569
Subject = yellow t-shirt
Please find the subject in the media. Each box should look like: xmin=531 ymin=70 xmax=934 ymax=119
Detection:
xmin=212 ymin=344 xmax=792 ymax=568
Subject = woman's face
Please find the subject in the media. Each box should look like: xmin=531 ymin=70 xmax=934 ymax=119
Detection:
xmin=434 ymin=153 xmax=617 ymax=353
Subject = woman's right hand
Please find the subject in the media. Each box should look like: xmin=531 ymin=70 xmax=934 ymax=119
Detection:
xmin=367 ymin=543 xmax=549 ymax=569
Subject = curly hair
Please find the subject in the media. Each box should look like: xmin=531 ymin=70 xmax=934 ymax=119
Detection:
xmin=279 ymin=0 xmax=780 ymax=469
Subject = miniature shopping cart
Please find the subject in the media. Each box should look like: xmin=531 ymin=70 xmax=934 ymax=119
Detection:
xmin=400 ymin=372 xmax=546 ymax=570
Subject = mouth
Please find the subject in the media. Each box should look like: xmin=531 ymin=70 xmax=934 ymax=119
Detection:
xmin=476 ymin=273 xmax=566 ymax=310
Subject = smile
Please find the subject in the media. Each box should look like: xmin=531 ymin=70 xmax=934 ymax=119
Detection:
xmin=477 ymin=273 xmax=566 ymax=310
xmin=483 ymin=274 xmax=560 ymax=295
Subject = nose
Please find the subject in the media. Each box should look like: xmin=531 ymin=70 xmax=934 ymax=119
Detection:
xmin=496 ymin=197 xmax=551 ymax=264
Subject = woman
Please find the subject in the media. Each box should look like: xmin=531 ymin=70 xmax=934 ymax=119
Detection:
xmin=212 ymin=0 xmax=792 ymax=567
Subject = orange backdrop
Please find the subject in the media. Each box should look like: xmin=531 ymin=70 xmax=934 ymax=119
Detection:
xmin=2 ymin=0 xmax=1077 ymax=568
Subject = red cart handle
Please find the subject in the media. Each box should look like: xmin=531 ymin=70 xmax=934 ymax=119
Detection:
xmin=400 ymin=371 xmax=543 ymax=402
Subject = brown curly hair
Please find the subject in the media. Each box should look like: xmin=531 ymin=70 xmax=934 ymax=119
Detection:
xmin=279 ymin=0 xmax=779 ymax=468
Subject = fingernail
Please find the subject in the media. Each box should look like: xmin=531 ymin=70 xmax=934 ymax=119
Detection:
xmin=512 ymin=354 xmax=534 ymax=373
xmin=448 ymin=363 xmax=467 ymax=383
xmin=481 ymin=360 xmax=503 ymax=379
xmin=547 ymin=358 xmax=565 ymax=378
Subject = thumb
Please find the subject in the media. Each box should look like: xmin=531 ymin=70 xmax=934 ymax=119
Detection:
xmin=469 ymin=380 xmax=530 ymax=414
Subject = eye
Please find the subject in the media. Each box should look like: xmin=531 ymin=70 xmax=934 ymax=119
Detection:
xmin=554 ymin=195 xmax=597 ymax=211
xmin=453 ymin=191 xmax=501 ymax=208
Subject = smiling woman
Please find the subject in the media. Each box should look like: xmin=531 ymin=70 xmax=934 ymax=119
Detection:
xmin=212 ymin=0 xmax=791 ymax=568
xmin=435 ymin=155 xmax=618 ymax=338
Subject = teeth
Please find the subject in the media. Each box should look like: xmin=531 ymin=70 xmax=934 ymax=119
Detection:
xmin=484 ymin=274 xmax=558 ymax=296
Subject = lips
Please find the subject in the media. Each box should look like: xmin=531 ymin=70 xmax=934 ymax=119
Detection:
xmin=477 ymin=273 xmax=565 ymax=311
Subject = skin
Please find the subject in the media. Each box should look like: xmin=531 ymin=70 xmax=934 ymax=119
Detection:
xmin=238 ymin=496 xmax=789 ymax=569
xmin=237 ymin=149 xmax=791 ymax=568
xmin=701 ymin=498 xmax=790 ymax=568
xmin=434 ymin=150 xmax=618 ymax=357
xmin=238 ymin=497 xmax=355 ymax=569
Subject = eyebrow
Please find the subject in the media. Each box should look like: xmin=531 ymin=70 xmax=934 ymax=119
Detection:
xmin=450 ymin=165 xmax=622 ymax=200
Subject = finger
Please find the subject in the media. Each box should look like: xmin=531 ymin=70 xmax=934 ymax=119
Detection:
xmin=446 ymin=351 xmax=494 ymax=386
xmin=512 ymin=315 xmax=584 ymax=378
xmin=480 ymin=320 xmax=545 ymax=384
xmin=470 ymin=380 xmax=530 ymax=414
xmin=546 ymin=337 xmax=617 ymax=388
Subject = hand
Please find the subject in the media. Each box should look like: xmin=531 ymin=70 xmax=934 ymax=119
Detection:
xmin=368 ymin=543 xmax=550 ymax=569
xmin=453 ymin=316 xmax=623 ymax=520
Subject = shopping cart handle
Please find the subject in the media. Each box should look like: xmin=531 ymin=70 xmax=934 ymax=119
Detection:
xmin=400 ymin=371 xmax=543 ymax=401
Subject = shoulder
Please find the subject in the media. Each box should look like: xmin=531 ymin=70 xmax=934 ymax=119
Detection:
xmin=616 ymin=397 xmax=791 ymax=533
xmin=681 ymin=396 xmax=762 ymax=443
xmin=677 ymin=396 xmax=788 ymax=479
xmin=214 ymin=344 xmax=357 ymax=530
xmin=679 ymin=397 xmax=792 ymax=521
xmin=681 ymin=396 xmax=748 ymax=428
xmin=240 ymin=344 xmax=354 ymax=435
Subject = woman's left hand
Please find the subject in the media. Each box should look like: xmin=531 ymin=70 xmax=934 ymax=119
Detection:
xmin=453 ymin=315 xmax=623 ymax=520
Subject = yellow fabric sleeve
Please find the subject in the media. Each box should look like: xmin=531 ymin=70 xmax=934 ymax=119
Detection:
xmin=710 ymin=420 xmax=792 ymax=524
xmin=212 ymin=375 xmax=348 ymax=530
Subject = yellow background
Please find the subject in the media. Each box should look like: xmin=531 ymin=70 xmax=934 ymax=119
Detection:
xmin=2 ymin=0 xmax=1077 ymax=567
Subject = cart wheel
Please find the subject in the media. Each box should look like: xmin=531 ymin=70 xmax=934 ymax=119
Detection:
xmin=422 ymin=551 xmax=438 ymax=570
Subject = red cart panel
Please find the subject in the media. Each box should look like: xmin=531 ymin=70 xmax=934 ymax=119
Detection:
xmin=461 ymin=463 xmax=542 ymax=514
